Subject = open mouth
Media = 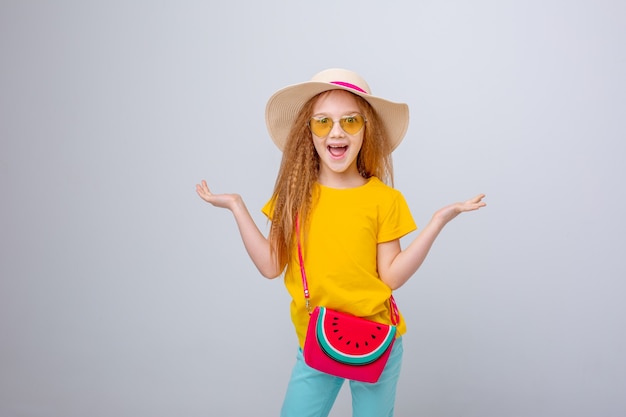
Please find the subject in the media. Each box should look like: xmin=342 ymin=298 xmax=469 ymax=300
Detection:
xmin=328 ymin=145 xmax=348 ymax=158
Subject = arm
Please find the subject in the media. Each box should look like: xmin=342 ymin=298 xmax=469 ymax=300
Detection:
xmin=377 ymin=194 xmax=486 ymax=290
xmin=196 ymin=180 xmax=284 ymax=279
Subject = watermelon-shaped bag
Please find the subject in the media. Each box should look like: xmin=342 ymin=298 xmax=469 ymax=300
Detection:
xmin=296 ymin=217 xmax=400 ymax=383
xmin=303 ymin=305 xmax=397 ymax=383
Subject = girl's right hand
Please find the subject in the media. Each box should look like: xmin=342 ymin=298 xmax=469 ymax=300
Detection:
xmin=195 ymin=179 xmax=280 ymax=278
xmin=195 ymin=180 xmax=242 ymax=211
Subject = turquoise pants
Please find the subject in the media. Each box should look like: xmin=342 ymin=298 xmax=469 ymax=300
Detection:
xmin=280 ymin=337 xmax=403 ymax=417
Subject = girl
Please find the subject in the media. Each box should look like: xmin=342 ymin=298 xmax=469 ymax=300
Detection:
xmin=196 ymin=68 xmax=485 ymax=417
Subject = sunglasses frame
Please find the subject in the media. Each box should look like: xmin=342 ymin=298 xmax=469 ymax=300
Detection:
xmin=308 ymin=114 xmax=367 ymax=137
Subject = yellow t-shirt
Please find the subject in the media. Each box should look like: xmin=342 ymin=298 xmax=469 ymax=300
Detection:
xmin=263 ymin=177 xmax=417 ymax=347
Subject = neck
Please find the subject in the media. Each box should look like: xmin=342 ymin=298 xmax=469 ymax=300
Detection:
xmin=317 ymin=169 xmax=367 ymax=189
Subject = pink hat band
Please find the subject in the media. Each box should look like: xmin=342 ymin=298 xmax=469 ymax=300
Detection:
xmin=330 ymin=81 xmax=368 ymax=94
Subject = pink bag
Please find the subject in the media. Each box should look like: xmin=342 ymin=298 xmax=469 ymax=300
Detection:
xmin=303 ymin=306 xmax=397 ymax=383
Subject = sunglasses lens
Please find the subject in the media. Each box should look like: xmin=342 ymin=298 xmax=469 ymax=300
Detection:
xmin=340 ymin=115 xmax=365 ymax=135
xmin=309 ymin=117 xmax=333 ymax=137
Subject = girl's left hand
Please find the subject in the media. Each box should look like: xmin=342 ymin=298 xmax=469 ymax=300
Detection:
xmin=433 ymin=194 xmax=486 ymax=224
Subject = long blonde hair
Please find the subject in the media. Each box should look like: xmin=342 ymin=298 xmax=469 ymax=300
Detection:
xmin=268 ymin=91 xmax=394 ymax=268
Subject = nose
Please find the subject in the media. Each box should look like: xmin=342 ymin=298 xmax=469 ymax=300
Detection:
xmin=328 ymin=119 xmax=345 ymax=138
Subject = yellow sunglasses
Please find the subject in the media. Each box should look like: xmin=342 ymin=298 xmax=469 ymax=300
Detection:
xmin=308 ymin=114 xmax=366 ymax=137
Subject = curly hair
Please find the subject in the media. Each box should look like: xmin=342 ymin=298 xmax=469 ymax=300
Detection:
xmin=268 ymin=91 xmax=395 ymax=269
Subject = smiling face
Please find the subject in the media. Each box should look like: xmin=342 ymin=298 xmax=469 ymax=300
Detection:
xmin=310 ymin=90 xmax=366 ymax=188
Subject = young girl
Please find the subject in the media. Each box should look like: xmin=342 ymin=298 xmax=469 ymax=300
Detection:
xmin=196 ymin=68 xmax=485 ymax=417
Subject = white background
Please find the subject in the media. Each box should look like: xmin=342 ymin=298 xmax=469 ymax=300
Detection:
xmin=1 ymin=1 xmax=625 ymax=416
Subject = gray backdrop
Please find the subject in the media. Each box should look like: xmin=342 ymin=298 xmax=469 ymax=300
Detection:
xmin=1 ymin=1 xmax=624 ymax=416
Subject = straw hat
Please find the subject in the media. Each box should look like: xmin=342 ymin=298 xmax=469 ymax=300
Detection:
xmin=265 ymin=68 xmax=409 ymax=152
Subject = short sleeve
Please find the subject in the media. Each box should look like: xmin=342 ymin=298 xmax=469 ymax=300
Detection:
xmin=377 ymin=191 xmax=417 ymax=243
xmin=262 ymin=197 xmax=275 ymax=220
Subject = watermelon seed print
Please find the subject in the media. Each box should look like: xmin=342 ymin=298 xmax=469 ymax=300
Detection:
xmin=316 ymin=307 xmax=397 ymax=366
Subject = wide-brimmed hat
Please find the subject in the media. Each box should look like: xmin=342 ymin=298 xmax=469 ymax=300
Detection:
xmin=265 ymin=68 xmax=409 ymax=152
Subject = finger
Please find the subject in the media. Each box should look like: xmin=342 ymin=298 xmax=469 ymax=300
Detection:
xmin=196 ymin=185 xmax=207 ymax=197
xmin=467 ymin=194 xmax=486 ymax=204
xmin=196 ymin=183 xmax=213 ymax=201
xmin=198 ymin=180 xmax=212 ymax=195
xmin=472 ymin=193 xmax=485 ymax=202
